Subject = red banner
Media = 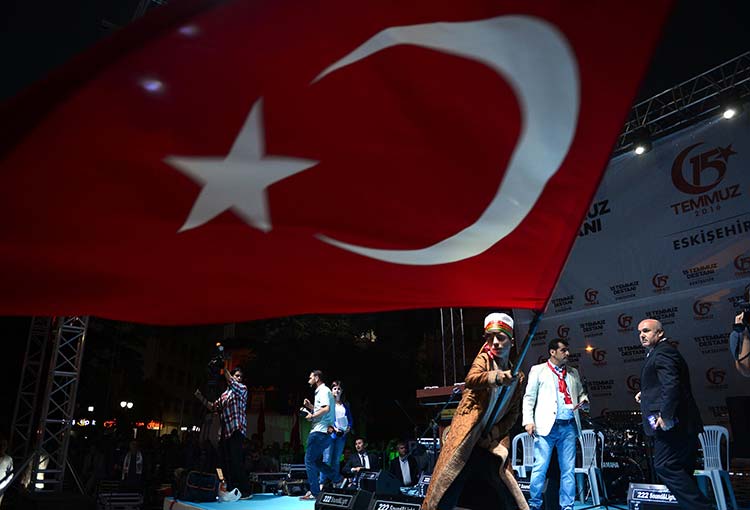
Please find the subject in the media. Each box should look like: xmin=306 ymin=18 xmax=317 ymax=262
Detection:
xmin=0 ymin=1 xmax=672 ymax=323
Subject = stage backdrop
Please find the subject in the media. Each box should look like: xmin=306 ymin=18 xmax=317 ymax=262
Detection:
xmin=516 ymin=113 xmax=750 ymax=431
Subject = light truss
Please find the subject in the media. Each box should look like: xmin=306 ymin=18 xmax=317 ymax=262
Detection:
xmin=614 ymin=51 xmax=750 ymax=156
xmin=28 ymin=316 xmax=88 ymax=492
xmin=9 ymin=317 xmax=53 ymax=461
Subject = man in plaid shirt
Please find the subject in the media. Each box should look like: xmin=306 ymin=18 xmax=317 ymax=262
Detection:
xmin=196 ymin=364 xmax=251 ymax=498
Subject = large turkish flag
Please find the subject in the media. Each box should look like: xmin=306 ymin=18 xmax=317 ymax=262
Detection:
xmin=0 ymin=1 xmax=672 ymax=324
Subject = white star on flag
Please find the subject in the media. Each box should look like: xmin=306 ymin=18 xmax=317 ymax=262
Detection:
xmin=166 ymin=98 xmax=318 ymax=233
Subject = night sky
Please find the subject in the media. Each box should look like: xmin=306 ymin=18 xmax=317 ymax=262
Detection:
xmin=0 ymin=0 xmax=748 ymax=440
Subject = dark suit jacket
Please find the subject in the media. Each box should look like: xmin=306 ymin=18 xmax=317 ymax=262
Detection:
xmin=639 ymin=339 xmax=703 ymax=437
xmin=342 ymin=451 xmax=380 ymax=477
xmin=388 ymin=456 xmax=419 ymax=487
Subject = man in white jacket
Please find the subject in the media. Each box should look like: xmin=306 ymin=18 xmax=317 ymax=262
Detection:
xmin=522 ymin=338 xmax=588 ymax=510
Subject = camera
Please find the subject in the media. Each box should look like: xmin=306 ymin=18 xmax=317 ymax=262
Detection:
xmin=326 ymin=425 xmax=344 ymax=437
xmin=207 ymin=345 xmax=225 ymax=378
xmin=740 ymin=301 xmax=750 ymax=326
xmin=737 ymin=286 xmax=750 ymax=326
xmin=299 ymin=407 xmax=310 ymax=417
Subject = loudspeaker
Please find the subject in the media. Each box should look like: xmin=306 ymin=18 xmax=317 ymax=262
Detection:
xmin=366 ymin=492 xmax=423 ymax=510
xmin=358 ymin=470 xmax=400 ymax=495
xmin=282 ymin=480 xmax=309 ymax=496
xmin=316 ymin=489 xmax=373 ymax=510
xmin=627 ymin=483 xmax=679 ymax=509
xmin=727 ymin=396 xmax=750 ymax=457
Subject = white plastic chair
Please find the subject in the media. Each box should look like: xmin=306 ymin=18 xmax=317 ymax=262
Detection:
xmin=695 ymin=425 xmax=738 ymax=510
xmin=511 ymin=432 xmax=534 ymax=478
xmin=575 ymin=429 xmax=607 ymax=505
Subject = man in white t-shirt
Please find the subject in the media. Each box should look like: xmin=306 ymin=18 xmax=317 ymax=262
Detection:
xmin=299 ymin=370 xmax=342 ymax=500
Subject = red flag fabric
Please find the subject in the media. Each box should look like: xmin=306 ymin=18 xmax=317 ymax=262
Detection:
xmin=0 ymin=1 xmax=673 ymax=324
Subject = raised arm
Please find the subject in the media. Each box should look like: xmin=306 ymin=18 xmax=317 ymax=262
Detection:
xmin=464 ymin=353 xmax=513 ymax=389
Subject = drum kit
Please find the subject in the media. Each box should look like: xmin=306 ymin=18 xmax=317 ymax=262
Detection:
xmin=587 ymin=411 xmax=652 ymax=501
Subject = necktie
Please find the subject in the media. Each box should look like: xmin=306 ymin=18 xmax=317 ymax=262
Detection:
xmin=547 ymin=361 xmax=572 ymax=404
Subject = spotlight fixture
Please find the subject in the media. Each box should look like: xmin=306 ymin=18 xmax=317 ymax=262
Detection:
xmin=120 ymin=401 xmax=127 ymax=408
xmin=630 ymin=127 xmax=652 ymax=155
xmin=718 ymin=88 xmax=743 ymax=120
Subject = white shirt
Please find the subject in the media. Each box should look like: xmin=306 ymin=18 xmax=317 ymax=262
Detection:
xmin=399 ymin=457 xmax=412 ymax=485
xmin=359 ymin=452 xmax=370 ymax=469
xmin=0 ymin=454 xmax=13 ymax=492
xmin=335 ymin=402 xmax=348 ymax=430
xmin=311 ymin=384 xmax=335 ymax=434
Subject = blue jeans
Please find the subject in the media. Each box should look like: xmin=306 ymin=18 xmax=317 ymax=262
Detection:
xmin=305 ymin=432 xmax=342 ymax=495
xmin=320 ymin=434 xmax=346 ymax=484
xmin=528 ymin=421 xmax=577 ymax=510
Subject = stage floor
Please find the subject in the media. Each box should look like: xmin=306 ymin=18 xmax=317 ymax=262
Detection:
xmin=163 ymin=493 xmax=624 ymax=510
xmin=165 ymin=493 xmax=313 ymax=510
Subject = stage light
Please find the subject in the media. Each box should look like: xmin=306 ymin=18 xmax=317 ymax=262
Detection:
xmin=140 ymin=78 xmax=164 ymax=93
xmin=126 ymin=402 xmax=134 ymax=409
xmin=88 ymin=406 xmax=94 ymax=412
xmin=120 ymin=401 xmax=127 ymax=408
xmin=585 ymin=345 xmax=594 ymax=352
xmin=630 ymin=127 xmax=652 ymax=155
xmin=718 ymin=88 xmax=743 ymax=120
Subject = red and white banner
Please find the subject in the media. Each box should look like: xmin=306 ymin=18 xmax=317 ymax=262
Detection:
xmin=0 ymin=1 xmax=672 ymax=323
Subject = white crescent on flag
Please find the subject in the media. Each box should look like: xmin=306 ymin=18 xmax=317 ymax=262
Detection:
xmin=314 ymin=15 xmax=580 ymax=265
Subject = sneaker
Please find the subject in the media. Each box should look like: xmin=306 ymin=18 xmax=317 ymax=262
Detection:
xmin=299 ymin=491 xmax=316 ymax=501
xmin=218 ymin=488 xmax=241 ymax=503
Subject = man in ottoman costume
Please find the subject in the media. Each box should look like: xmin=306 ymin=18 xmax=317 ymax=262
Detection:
xmin=423 ymin=312 xmax=528 ymax=510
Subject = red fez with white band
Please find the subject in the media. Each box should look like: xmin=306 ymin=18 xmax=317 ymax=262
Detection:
xmin=484 ymin=312 xmax=514 ymax=338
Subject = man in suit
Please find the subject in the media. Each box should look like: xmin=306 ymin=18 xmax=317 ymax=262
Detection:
xmin=343 ymin=437 xmax=380 ymax=477
xmin=730 ymin=285 xmax=750 ymax=377
xmin=523 ymin=338 xmax=588 ymax=510
xmin=634 ymin=319 xmax=714 ymax=510
xmin=389 ymin=441 xmax=419 ymax=487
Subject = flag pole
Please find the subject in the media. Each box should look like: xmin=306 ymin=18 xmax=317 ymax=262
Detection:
xmin=482 ymin=309 xmax=543 ymax=437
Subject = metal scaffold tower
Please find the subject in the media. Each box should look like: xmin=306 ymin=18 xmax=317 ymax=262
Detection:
xmin=8 ymin=316 xmax=89 ymax=493
xmin=9 ymin=317 xmax=53 ymax=461
xmin=439 ymin=308 xmax=466 ymax=387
